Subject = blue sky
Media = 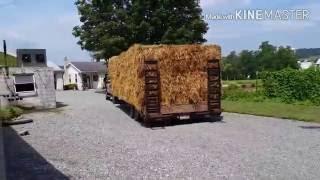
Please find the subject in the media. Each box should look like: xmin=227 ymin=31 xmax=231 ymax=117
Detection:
xmin=0 ymin=0 xmax=319 ymax=64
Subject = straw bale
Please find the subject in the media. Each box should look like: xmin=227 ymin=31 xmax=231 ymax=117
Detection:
xmin=108 ymin=44 xmax=221 ymax=111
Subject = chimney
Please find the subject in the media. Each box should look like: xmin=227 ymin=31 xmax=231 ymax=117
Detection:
xmin=64 ymin=56 xmax=69 ymax=66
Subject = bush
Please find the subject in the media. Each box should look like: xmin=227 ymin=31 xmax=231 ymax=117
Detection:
xmin=261 ymin=68 xmax=320 ymax=104
xmin=0 ymin=109 xmax=12 ymax=121
xmin=64 ymin=84 xmax=78 ymax=90
xmin=10 ymin=107 xmax=23 ymax=117
xmin=0 ymin=106 xmax=23 ymax=121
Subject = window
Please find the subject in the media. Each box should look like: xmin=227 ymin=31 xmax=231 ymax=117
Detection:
xmin=22 ymin=54 xmax=31 ymax=63
xmin=75 ymin=74 xmax=78 ymax=83
xmin=69 ymin=75 xmax=71 ymax=83
xmin=14 ymin=74 xmax=35 ymax=92
xmin=93 ymin=74 xmax=99 ymax=81
xmin=35 ymin=54 xmax=45 ymax=63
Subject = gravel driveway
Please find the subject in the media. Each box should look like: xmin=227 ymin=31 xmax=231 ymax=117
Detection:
xmin=3 ymin=90 xmax=320 ymax=179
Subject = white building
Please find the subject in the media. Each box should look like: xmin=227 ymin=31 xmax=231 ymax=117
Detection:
xmin=0 ymin=49 xmax=56 ymax=109
xmin=316 ymin=58 xmax=320 ymax=68
xmin=298 ymin=60 xmax=314 ymax=70
xmin=63 ymin=60 xmax=106 ymax=90
xmin=47 ymin=61 xmax=64 ymax=90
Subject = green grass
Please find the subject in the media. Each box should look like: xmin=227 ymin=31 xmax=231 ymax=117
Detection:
xmin=0 ymin=106 xmax=23 ymax=121
xmin=223 ymin=100 xmax=320 ymax=123
xmin=223 ymin=79 xmax=257 ymax=84
xmin=223 ymin=79 xmax=262 ymax=88
xmin=0 ymin=52 xmax=17 ymax=67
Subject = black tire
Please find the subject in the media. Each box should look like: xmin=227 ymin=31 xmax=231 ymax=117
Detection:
xmin=134 ymin=109 xmax=142 ymax=122
xmin=129 ymin=105 xmax=135 ymax=118
xmin=210 ymin=115 xmax=223 ymax=122
xmin=143 ymin=117 xmax=152 ymax=127
xmin=106 ymin=94 xmax=111 ymax=101
xmin=112 ymin=96 xmax=118 ymax=104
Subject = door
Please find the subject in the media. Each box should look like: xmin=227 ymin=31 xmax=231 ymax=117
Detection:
xmin=54 ymin=74 xmax=57 ymax=90
xmin=92 ymin=73 xmax=99 ymax=89
xmin=82 ymin=74 xmax=90 ymax=90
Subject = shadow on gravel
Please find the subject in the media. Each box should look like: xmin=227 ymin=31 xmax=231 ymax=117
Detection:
xmin=116 ymin=103 xmax=225 ymax=128
xmin=56 ymin=102 xmax=68 ymax=109
xmin=20 ymin=102 xmax=68 ymax=115
xmin=300 ymin=126 xmax=320 ymax=130
xmin=3 ymin=127 xmax=70 ymax=180
xmin=94 ymin=89 xmax=106 ymax=94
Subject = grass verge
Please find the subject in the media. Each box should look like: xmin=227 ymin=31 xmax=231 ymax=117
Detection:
xmin=222 ymin=100 xmax=320 ymax=123
xmin=0 ymin=106 xmax=23 ymax=121
xmin=223 ymin=79 xmax=262 ymax=85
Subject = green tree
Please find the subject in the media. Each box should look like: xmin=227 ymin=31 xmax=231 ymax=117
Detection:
xmin=222 ymin=41 xmax=299 ymax=80
xmin=256 ymin=41 xmax=298 ymax=71
xmin=73 ymin=0 xmax=208 ymax=59
xmin=276 ymin=46 xmax=299 ymax=70
xmin=239 ymin=50 xmax=257 ymax=79
xmin=256 ymin=41 xmax=277 ymax=71
xmin=73 ymin=0 xmax=132 ymax=59
xmin=222 ymin=51 xmax=240 ymax=80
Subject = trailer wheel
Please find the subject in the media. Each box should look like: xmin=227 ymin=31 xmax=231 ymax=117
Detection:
xmin=134 ymin=109 xmax=141 ymax=122
xmin=106 ymin=93 xmax=111 ymax=101
xmin=143 ymin=117 xmax=152 ymax=127
xmin=129 ymin=105 xmax=135 ymax=118
xmin=112 ymin=96 xmax=119 ymax=104
xmin=210 ymin=115 xmax=223 ymax=122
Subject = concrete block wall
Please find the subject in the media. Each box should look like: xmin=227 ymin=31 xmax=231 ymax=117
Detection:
xmin=0 ymin=67 xmax=57 ymax=109
xmin=16 ymin=49 xmax=47 ymax=67
xmin=33 ymin=69 xmax=56 ymax=109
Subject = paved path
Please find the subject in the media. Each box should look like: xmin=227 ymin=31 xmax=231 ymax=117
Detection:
xmin=4 ymin=91 xmax=320 ymax=179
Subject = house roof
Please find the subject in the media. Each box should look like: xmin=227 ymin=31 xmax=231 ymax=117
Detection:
xmin=70 ymin=61 xmax=106 ymax=73
xmin=47 ymin=61 xmax=64 ymax=72
xmin=316 ymin=59 xmax=320 ymax=65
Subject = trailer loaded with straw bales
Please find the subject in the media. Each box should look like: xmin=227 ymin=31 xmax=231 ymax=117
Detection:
xmin=106 ymin=44 xmax=222 ymax=125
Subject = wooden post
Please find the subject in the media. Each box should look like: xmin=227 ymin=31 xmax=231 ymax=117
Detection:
xmin=255 ymin=71 xmax=259 ymax=92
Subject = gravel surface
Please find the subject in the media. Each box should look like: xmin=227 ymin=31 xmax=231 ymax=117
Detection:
xmin=4 ymin=90 xmax=320 ymax=179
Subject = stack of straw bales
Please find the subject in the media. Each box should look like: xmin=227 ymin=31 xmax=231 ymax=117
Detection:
xmin=108 ymin=44 xmax=221 ymax=111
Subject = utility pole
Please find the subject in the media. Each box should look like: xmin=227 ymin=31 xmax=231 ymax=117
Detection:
xmin=3 ymin=40 xmax=9 ymax=76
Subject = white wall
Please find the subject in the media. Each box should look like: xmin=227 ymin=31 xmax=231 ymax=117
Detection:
xmin=97 ymin=73 xmax=105 ymax=89
xmin=91 ymin=73 xmax=105 ymax=89
xmin=92 ymin=73 xmax=103 ymax=89
xmin=64 ymin=65 xmax=83 ymax=90
xmin=55 ymin=72 xmax=64 ymax=90
xmin=63 ymin=64 xmax=105 ymax=90
xmin=300 ymin=62 xmax=313 ymax=69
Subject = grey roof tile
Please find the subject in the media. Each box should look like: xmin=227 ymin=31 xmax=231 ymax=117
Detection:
xmin=71 ymin=61 xmax=106 ymax=73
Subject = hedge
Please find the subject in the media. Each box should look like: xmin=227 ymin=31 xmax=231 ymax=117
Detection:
xmin=63 ymin=84 xmax=78 ymax=90
xmin=261 ymin=68 xmax=320 ymax=105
